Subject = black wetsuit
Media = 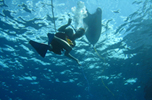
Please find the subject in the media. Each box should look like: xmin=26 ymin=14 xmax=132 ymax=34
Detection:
xmin=50 ymin=32 xmax=75 ymax=55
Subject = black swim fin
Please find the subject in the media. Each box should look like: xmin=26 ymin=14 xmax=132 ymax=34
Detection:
xmin=29 ymin=40 xmax=50 ymax=58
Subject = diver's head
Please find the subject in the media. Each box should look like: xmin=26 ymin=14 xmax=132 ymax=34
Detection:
xmin=75 ymin=28 xmax=85 ymax=38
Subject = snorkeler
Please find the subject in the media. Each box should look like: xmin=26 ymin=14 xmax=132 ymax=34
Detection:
xmin=29 ymin=18 xmax=85 ymax=65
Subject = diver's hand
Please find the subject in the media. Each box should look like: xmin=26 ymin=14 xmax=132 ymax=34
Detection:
xmin=67 ymin=18 xmax=72 ymax=25
xmin=76 ymin=59 xmax=81 ymax=66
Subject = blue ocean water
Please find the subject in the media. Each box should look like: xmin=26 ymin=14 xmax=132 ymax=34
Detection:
xmin=0 ymin=0 xmax=152 ymax=100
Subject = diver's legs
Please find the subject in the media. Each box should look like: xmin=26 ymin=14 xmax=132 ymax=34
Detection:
xmin=54 ymin=36 xmax=72 ymax=52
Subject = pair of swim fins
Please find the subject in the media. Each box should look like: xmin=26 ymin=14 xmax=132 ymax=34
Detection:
xmin=29 ymin=33 xmax=54 ymax=58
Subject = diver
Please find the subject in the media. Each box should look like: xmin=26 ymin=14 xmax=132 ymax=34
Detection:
xmin=29 ymin=18 xmax=85 ymax=65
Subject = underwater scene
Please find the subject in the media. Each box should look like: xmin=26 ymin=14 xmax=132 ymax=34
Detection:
xmin=0 ymin=0 xmax=152 ymax=100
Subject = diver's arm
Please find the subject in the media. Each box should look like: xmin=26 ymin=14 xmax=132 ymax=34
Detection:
xmin=58 ymin=18 xmax=72 ymax=32
xmin=65 ymin=51 xmax=81 ymax=66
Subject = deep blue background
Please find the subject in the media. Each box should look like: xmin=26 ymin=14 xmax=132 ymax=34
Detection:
xmin=0 ymin=0 xmax=152 ymax=100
